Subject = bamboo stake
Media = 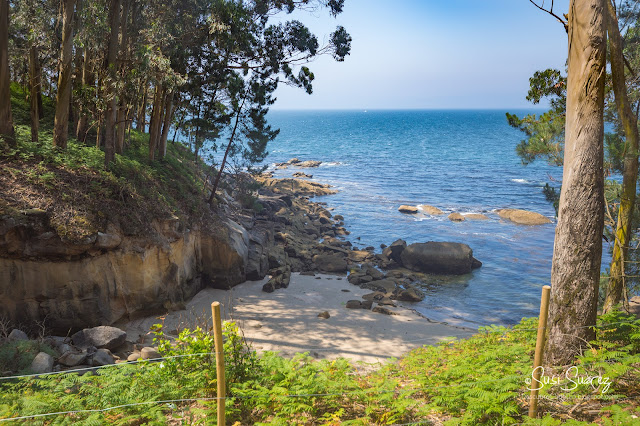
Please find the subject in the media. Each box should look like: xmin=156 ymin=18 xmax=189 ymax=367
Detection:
xmin=211 ymin=302 xmax=225 ymax=426
xmin=528 ymin=285 xmax=551 ymax=419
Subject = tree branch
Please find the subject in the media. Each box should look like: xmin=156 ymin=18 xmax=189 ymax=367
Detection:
xmin=529 ymin=0 xmax=568 ymax=33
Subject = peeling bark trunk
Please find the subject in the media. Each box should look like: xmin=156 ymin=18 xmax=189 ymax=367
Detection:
xmin=29 ymin=45 xmax=39 ymax=143
xmin=53 ymin=0 xmax=76 ymax=149
xmin=603 ymin=0 xmax=639 ymax=313
xmin=545 ymin=0 xmax=607 ymax=366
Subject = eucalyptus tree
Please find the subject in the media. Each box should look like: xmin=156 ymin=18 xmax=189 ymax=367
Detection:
xmin=11 ymin=0 xmax=52 ymax=142
xmin=603 ymin=0 xmax=640 ymax=313
xmin=52 ymin=0 xmax=76 ymax=149
xmin=509 ymin=1 xmax=640 ymax=317
xmin=0 ymin=0 xmax=14 ymax=145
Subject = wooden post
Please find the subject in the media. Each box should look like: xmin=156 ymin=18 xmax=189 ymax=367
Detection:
xmin=211 ymin=302 xmax=226 ymax=426
xmin=528 ymin=285 xmax=551 ymax=419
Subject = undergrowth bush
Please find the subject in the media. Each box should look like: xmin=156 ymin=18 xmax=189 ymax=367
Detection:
xmin=0 ymin=315 xmax=638 ymax=424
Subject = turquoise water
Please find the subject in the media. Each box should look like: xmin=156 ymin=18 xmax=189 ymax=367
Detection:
xmin=264 ymin=110 xmax=572 ymax=328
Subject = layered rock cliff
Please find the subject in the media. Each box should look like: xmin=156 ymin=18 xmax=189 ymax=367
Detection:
xmin=0 ymin=210 xmax=272 ymax=331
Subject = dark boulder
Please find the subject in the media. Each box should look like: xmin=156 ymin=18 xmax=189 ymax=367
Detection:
xmin=382 ymin=239 xmax=406 ymax=263
xmin=400 ymin=242 xmax=481 ymax=275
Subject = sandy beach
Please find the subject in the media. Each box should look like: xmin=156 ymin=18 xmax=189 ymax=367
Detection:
xmin=125 ymin=273 xmax=475 ymax=365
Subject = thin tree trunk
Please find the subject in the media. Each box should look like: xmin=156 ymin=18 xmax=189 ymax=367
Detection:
xmin=71 ymin=0 xmax=83 ymax=138
xmin=209 ymin=100 xmax=244 ymax=204
xmin=136 ymin=79 xmax=148 ymax=132
xmin=193 ymin=104 xmax=201 ymax=162
xmin=545 ymin=0 xmax=607 ymax=366
xmin=115 ymin=0 xmax=129 ymax=154
xmin=0 ymin=0 xmax=15 ymax=145
xmin=158 ymin=91 xmax=174 ymax=159
xmin=35 ymin=49 xmax=43 ymax=119
xmin=104 ymin=0 xmax=121 ymax=167
xmin=148 ymin=83 xmax=164 ymax=161
xmin=53 ymin=0 xmax=77 ymax=149
xmin=29 ymin=45 xmax=39 ymax=143
xmin=76 ymin=48 xmax=91 ymax=142
xmin=603 ymin=0 xmax=639 ymax=313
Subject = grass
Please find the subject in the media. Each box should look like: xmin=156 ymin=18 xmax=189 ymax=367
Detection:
xmin=0 ymin=83 xmax=214 ymax=243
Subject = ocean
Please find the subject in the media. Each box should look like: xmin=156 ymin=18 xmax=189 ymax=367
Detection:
xmin=261 ymin=109 xmax=576 ymax=329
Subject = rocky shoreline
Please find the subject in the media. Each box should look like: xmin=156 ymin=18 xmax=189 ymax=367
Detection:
xmin=0 ymin=164 xmax=489 ymax=374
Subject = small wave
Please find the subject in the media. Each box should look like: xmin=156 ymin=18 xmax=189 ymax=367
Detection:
xmin=511 ymin=178 xmax=530 ymax=184
xmin=321 ymin=161 xmax=348 ymax=167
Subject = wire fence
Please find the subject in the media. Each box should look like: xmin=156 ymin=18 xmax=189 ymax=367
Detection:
xmin=0 ymin=315 xmax=638 ymax=422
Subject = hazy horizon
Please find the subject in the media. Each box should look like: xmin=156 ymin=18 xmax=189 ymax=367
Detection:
xmin=271 ymin=0 xmax=570 ymax=111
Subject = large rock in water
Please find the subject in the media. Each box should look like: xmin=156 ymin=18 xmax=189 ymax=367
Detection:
xmin=400 ymin=242 xmax=481 ymax=275
xmin=497 ymin=209 xmax=551 ymax=225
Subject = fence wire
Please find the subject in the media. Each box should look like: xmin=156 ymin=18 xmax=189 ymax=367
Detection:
xmin=1 ymin=312 xmax=638 ymax=422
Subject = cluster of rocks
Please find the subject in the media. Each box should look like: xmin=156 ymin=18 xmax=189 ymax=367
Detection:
xmin=252 ymin=177 xmax=484 ymax=318
xmin=253 ymin=176 xmax=368 ymax=292
xmin=4 ymin=326 xmax=160 ymax=375
xmin=397 ymin=204 xmax=551 ymax=225
xmin=275 ymin=158 xmax=323 ymax=169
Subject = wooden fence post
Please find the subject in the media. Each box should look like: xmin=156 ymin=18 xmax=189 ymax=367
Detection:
xmin=211 ymin=302 xmax=226 ymax=426
xmin=528 ymin=285 xmax=551 ymax=419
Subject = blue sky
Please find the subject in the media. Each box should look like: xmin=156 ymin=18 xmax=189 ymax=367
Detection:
xmin=272 ymin=0 xmax=570 ymax=110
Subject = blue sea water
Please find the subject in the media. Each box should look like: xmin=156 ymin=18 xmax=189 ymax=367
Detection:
xmin=262 ymin=109 xmax=590 ymax=329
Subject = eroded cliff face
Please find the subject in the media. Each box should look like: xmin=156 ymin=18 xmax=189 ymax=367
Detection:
xmin=0 ymin=213 xmax=271 ymax=331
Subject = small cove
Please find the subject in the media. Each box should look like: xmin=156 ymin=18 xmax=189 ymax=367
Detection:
xmin=264 ymin=109 xmax=580 ymax=328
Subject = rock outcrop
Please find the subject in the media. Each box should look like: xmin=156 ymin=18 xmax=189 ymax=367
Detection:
xmin=0 ymin=208 xmax=273 ymax=330
xmin=497 ymin=208 xmax=552 ymax=225
xmin=275 ymin=158 xmax=322 ymax=169
xmin=400 ymin=242 xmax=482 ymax=275
xmin=418 ymin=205 xmax=444 ymax=215
xmin=448 ymin=212 xmax=465 ymax=222
xmin=398 ymin=205 xmax=418 ymax=214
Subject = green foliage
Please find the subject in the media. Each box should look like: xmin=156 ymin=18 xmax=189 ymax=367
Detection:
xmin=0 ymin=340 xmax=56 ymax=374
xmin=506 ymin=69 xmax=566 ymax=167
xmin=0 ymin=317 xmax=638 ymax=424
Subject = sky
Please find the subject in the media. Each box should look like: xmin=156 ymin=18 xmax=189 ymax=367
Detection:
xmin=271 ymin=0 xmax=571 ymax=110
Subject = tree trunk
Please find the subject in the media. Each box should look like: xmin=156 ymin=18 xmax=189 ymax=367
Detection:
xmin=115 ymin=0 xmax=129 ymax=154
xmin=75 ymin=48 xmax=91 ymax=142
xmin=148 ymin=83 xmax=164 ymax=161
xmin=603 ymin=0 xmax=639 ymax=313
xmin=104 ymin=0 xmax=121 ymax=167
xmin=209 ymin=100 xmax=244 ymax=204
xmin=545 ymin=0 xmax=607 ymax=366
xmin=29 ymin=45 xmax=39 ymax=143
xmin=136 ymin=79 xmax=148 ymax=132
xmin=53 ymin=0 xmax=76 ymax=149
xmin=35 ymin=47 xmax=43 ymax=119
xmin=71 ymin=0 xmax=83 ymax=138
xmin=0 ymin=0 xmax=15 ymax=145
xmin=158 ymin=91 xmax=174 ymax=159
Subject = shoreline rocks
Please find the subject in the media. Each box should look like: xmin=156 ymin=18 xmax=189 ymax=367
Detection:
xmin=497 ymin=208 xmax=552 ymax=225
xmin=275 ymin=158 xmax=323 ymax=169
xmin=398 ymin=205 xmax=418 ymax=214
xmin=400 ymin=242 xmax=482 ymax=275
